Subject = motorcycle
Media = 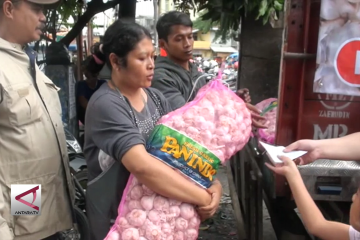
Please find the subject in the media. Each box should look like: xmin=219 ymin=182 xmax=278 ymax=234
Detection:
xmin=60 ymin=127 xmax=89 ymax=240
xmin=59 ymin=176 xmax=90 ymax=240
xmin=65 ymin=128 xmax=87 ymax=177
xmin=221 ymin=69 xmax=237 ymax=91
xmin=64 ymin=127 xmax=88 ymax=212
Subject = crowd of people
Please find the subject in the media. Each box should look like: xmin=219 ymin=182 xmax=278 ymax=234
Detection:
xmin=0 ymin=0 xmax=360 ymax=240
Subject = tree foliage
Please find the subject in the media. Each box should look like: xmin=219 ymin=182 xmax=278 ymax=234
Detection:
xmin=43 ymin=0 xmax=82 ymax=42
xmin=43 ymin=0 xmax=116 ymax=45
xmin=43 ymin=0 xmax=151 ymax=47
xmin=192 ymin=11 xmax=215 ymax=35
xmin=174 ymin=0 xmax=284 ymax=41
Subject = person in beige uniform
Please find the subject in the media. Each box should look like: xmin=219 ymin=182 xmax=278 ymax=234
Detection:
xmin=0 ymin=0 xmax=74 ymax=239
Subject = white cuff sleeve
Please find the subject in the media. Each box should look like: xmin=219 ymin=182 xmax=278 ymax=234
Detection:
xmin=349 ymin=226 xmax=360 ymax=240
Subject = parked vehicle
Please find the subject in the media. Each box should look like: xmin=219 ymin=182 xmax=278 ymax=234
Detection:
xmin=60 ymin=127 xmax=89 ymax=240
xmin=64 ymin=127 xmax=87 ymax=212
xmin=65 ymin=127 xmax=87 ymax=174
xmin=229 ymin=2 xmax=360 ymax=240
xmin=221 ymin=69 xmax=237 ymax=91
xmin=59 ymin=178 xmax=89 ymax=240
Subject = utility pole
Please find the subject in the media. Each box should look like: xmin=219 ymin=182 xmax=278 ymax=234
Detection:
xmin=114 ymin=4 xmax=119 ymax=19
xmin=87 ymin=18 xmax=93 ymax=54
xmin=118 ymin=0 xmax=136 ymax=21
xmin=153 ymin=0 xmax=159 ymax=53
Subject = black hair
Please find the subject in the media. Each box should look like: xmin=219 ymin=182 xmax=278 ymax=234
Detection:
xmin=156 ymin=11 xmax=193 ymax=41
xmin=92 ymin=19 xmax=152 ymax=70
xmin=81 ymin=43 xmax=104 ymax=76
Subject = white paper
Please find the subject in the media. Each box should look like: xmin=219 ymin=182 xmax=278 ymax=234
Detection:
xmin=259 ymin=141 xmax=307 ymax=164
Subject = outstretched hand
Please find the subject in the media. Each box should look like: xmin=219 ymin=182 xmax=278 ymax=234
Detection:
xmin=265 ymin=155 xmax=300 ymax=177
xmin=284 ymin=140 xmax=322 ymax=165
xmin=236 ymin=88 xmax=251 ymax=103
xmin=236 ymin=88 xmax=267 ymax=129
xmin=246 ymin=103 xmax=267 ymax=129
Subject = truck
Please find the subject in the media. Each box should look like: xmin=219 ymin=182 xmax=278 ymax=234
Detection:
xmin=229 ymin=0 xmax=360 ymax=239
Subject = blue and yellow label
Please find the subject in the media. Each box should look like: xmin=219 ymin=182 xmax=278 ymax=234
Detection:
xmin=146 ymin=124 xmax=221 ymax=188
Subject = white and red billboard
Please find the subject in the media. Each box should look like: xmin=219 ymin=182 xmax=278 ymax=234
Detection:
xmin=314 ymin=0 xmax=360 ymax=96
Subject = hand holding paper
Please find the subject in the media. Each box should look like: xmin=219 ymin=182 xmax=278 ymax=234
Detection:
xmin=259 ymin=141 xmax=308 ymax=165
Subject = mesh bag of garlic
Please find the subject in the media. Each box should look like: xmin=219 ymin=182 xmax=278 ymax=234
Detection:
xmin=255 ymin=98 xmax=278 ymax=144
xmin=104 ymin=75 xmax=252 ymax=240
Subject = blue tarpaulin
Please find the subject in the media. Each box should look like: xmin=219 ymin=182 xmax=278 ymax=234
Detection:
xmin=68 ymin=44 xmax=77 ymax=51
xmin=226 ymin=53 xmax=239 ymax=63
xmin=228 ymin=53 xmax=238 ymax=60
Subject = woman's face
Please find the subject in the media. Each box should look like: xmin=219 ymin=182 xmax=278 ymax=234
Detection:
xmin=82 ymin=66 xmax=98 ymax=81
xmin=350 ymin=189 xmax=360 ymax=231
xmin=84 ymin=70 xmax=98 ymax=81
xmin=115 ymin=37 xmax=155 ymax=89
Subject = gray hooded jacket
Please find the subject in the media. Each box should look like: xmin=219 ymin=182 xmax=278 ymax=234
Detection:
xmin=152 ymin=56 xmax=207 ymax=110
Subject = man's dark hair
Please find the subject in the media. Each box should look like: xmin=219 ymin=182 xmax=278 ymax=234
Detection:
xmin=156 ymin=11 xmax=193 ymax=41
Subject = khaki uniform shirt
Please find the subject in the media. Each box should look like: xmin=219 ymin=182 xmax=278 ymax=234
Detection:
xmin=0 ymin=38 xmax=74 ymax=240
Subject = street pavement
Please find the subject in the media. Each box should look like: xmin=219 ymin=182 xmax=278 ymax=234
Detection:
xmin=198 ymin=166 xmax=278 ymax=240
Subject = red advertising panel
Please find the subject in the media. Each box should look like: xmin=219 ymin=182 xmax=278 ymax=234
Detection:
xmin=299 ymin=96 xmax=360 ymax=140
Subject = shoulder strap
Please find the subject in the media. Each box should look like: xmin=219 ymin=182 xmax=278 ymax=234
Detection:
xmin=24 ymin=46 xmax=38 ymax=90
xmin=24 ymin=45 xmax=51 ymax=112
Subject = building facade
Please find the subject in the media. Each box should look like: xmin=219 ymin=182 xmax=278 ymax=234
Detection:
xmin=193 ymin=27 xmax=238 ymax=59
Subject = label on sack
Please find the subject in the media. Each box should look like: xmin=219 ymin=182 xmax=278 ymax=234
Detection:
xmin=146 ymin=124 xmax=221 ymax=188
xmin=261 ymin=100 xmax=278 ymax=116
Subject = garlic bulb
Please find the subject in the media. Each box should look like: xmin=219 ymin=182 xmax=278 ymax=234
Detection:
xmin=337 ymin=0 xmax=356 ymax=19
xmin=321 ymin=0 xmax=340 ymax=20
xmin=317 ymin=18 xmax=346 ymax=63
xmin=319 ymin=18 xmax=346 ymax=40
